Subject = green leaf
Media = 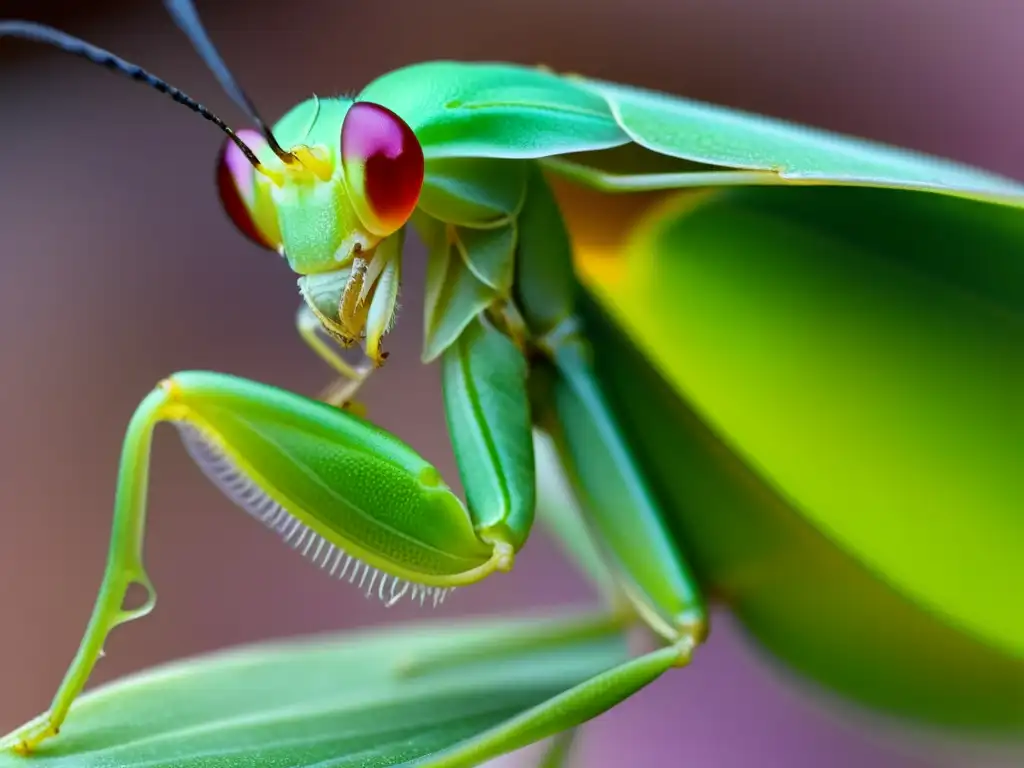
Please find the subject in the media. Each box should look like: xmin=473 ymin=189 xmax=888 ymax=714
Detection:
xmin=0 ymin=615 xmax=627 ymax=767
xmin=580 ymin=184 xmax=1024 ymax=729
xmin=605 ymin=185 xmax=1024 ymax=655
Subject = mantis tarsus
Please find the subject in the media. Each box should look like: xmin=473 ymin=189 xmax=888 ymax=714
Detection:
xmin=2 ymin=0 xmax=1022 ymax=762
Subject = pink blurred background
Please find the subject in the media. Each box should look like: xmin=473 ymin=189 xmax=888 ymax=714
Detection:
xmin=1 ymin=1 xmax=1022 ymax=766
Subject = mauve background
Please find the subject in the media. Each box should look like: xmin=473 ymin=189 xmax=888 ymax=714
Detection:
xmin=0 ymin=1 xmax=1021 ymax=766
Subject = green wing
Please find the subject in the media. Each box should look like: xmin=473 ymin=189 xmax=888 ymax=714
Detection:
xmin=575 ymin=77 xmax=1024 ymax=203
xmin=360 ymin=60 xmax=1024 ymax=206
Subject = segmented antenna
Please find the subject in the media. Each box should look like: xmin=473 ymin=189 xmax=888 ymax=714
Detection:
xmin=164 ymin=0 xmax=296 ymax=164
xmin=0 ymin=20 xmax=265 ymax=172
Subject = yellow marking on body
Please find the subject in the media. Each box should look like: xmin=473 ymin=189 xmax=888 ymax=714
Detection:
xmin=158 ymin=377 xmax=182 ymax=399
xmin=291 ymin=145 xmax=334 ymax=181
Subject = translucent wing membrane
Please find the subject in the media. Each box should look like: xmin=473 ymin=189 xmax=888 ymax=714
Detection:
xmin=176 ymin=422 xmax=454 ymax=608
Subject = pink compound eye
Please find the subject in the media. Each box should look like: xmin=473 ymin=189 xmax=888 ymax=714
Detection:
xmin=341 ymin=101 xmax=424 ymax=237
xmin=216 ymin=128 xmax=276 ymax=250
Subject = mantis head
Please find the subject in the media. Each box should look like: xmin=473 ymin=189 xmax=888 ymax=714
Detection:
xmin=217 ymin=103 xmax=425 ymax=251
xmin=216 ymin=100 xmax=425 ymax=364
xmin=0 ymin=0 xmax=424 ymax=366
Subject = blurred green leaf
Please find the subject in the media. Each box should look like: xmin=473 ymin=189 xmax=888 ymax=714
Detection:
xmin=0 ymin=614 xmax=626 ymax=767
xmin=601 ymin=185 xmax=1024 ymax=657
xmin=581 ymin=184 xmax=1024 ymax=728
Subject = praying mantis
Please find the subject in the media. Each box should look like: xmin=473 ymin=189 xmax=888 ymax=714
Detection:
xmin=1 ymin=0 xmax=1022 ymax=764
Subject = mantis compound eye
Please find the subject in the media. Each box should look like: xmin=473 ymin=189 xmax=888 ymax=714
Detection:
xmin=341 ymin=102 xmax=424 ymax=237
xmin=216 ymin=128 xmax=279 ymax=250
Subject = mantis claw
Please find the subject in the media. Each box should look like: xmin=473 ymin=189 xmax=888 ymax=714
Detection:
xmin=4 ymin=717 xmax=57 ymax=756
xmin=298 ymin=232 xmax=403 ymax=367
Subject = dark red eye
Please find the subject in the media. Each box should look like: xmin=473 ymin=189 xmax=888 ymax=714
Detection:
xmin=341 ymin=102 xmax=424 ymax=236
xmin=216 ymin=129 xmax=278 ymax=250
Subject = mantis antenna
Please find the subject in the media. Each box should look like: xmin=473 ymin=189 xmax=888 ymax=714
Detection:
xmin=0 ymin=9 xmax=281 ymax=176
xmin=163 ymin=0 xmax=296 ymax=165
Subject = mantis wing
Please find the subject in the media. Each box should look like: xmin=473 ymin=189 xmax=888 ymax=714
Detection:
xmin=359 ymin=61 xmax=1024 ymax=206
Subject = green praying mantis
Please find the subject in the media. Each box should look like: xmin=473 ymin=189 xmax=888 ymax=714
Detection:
xmin=1 ymin=0 xmax=1023 ymax=764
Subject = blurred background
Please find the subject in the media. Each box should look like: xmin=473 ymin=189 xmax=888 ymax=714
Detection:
xmin=1 ymin=1 xmax=1022 ymax=766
